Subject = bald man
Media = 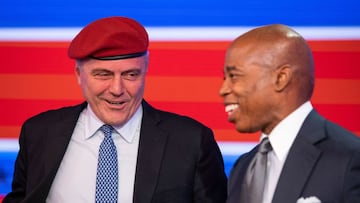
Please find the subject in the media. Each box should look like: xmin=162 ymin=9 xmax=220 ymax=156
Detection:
xmin=220 ymin=24 xmax=360 ymax=203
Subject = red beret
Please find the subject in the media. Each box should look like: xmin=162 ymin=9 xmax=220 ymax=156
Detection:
xmin=68 ymin=16 xmax=149 ymax=60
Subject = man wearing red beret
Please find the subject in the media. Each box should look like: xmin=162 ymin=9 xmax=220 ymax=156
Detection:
xmin=4 ymin=16 xmax=227 ymax=203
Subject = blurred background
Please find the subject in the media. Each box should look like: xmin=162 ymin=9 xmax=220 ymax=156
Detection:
xmin=0 ymin=0 xmax=359 ymax=199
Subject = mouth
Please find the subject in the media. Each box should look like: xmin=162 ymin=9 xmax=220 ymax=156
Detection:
xmin=225 ymin=104 xmax=239 ymax=116
xmin=106 ymin=100 xmax=126 ymax=106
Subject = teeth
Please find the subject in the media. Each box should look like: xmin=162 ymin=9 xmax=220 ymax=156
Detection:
xmin=225 ymin=104 xmax=239 ymax=113
xmin=109 ymin=101 xmax=122 ymax=105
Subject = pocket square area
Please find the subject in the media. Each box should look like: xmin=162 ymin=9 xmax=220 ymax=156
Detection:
xmin=296 ymin=196 xmax=321 ymax=203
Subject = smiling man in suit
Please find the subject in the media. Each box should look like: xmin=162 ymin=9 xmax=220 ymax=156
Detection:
xmin=220 ymin=24 xmax=360 ymax=203
xmin=4 ymin=16 xmax=227 ymax=203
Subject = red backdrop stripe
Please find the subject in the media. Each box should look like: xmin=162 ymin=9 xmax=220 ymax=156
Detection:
xmin=1 ymin=41 xmax=360 ymax=79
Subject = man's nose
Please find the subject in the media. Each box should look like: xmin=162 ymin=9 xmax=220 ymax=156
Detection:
xmin=219 ymin=78 xmax=231 ymax=97
xmin=109 ymin=75 xmax=124 ymax=96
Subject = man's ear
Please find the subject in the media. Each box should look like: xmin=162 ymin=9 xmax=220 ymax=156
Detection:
xmin=75 ymin=66 xmax=81 ymax=85
xmin=274 ymin=64 xmax=292 ymax=92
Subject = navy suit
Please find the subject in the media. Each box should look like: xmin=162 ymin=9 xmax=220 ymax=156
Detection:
xmin=227 ymin=110 xmax=360 ymax=203
xmin=4 ymin=100 xmax=227 ymax=203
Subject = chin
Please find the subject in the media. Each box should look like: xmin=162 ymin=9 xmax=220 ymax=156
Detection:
xmin=110 ymin=118 xmax=127 ymax=125
xmin=235 ymin=124 xmax=253 ymax=133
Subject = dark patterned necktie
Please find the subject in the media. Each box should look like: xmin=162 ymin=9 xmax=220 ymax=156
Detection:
xmin=240 ymin=137 xmax=272 ymax=203
xmin=95 ymin=124 xmax=118 ymax=203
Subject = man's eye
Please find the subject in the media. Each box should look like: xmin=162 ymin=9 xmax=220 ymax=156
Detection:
xmin=122 ymin=70 xmax=141 ymax=81
xmin=93 ymin=72 xmax=112 ymax=78
xmin=228 ymin=73 xmax=241 ymax=82
xmin=228 ymin=73 xmax=237 ymax=79
xmin=97 ymin=72 xmax=111 ymax=76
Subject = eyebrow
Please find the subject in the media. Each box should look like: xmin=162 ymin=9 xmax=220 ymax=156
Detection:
xmin=91 ymin=67 xmax=142 ymax=73
xmin=224 ymin=65 xmax=247 ymax=76
xmin=121 ymin=68 xmax=142 ymax=74
xmin=225 ymin=66 xmax=236 ymax=70
xmin=91 ymin=68 xmax=112 ymax=73
xmin=225 ymin=66 xmax=237 ymax=72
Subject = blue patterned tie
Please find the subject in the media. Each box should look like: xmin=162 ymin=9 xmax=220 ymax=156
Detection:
xmin=95 ymin=124 xmax=118 ymax=203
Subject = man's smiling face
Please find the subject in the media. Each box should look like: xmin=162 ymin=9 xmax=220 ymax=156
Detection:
xmin=76 ymin=55 xmax=148 ymax=126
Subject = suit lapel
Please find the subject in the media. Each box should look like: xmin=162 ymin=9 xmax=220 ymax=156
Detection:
xmin=133 ymin=101 xmax=168 ymax=203
xmin=44 ymin=117 xmax=80 ymax=173
xmin=43 ymin=102 xmax=87 ymax=174
xmin=272 ymin=111 xmax=326 ymax=203
xmin=227 ymin=148 xmax=257 ymax=203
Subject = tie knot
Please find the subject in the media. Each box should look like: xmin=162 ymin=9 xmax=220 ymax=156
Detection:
xmin=258 ymin=137 xmax=272 ymax=154
xmin=100 ymin=124 xmax=113 ymax=138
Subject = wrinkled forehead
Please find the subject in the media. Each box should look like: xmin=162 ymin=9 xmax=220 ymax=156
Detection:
xmin=77 ymin=54 xmax=149 ymax=70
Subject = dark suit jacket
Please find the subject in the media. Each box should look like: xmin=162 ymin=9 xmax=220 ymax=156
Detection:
xmin=4 ymin=100 xmax=227 ymax=203
xmin=227 ymin=110 xmax=360 ymax=203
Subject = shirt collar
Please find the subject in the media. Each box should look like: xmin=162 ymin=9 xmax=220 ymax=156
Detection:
xmin=84 ymin=104 xmax=143 ymax=143
xmin=262 ymin=101 xmax=313 ymax=162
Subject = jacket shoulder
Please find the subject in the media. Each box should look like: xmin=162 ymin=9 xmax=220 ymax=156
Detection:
xmin=23 ymin=102 xmax=86 ymax=126
xmin=324 ymin=119 xmax=360 ymax=151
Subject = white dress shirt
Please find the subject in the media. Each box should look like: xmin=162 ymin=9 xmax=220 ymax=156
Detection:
xmin=46 ymin=104 xmax=142 ymax=203
xmin=261 ymin=101 xmax=313 ymax=203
